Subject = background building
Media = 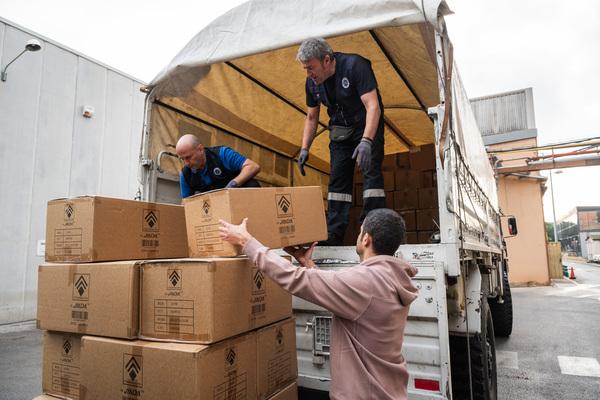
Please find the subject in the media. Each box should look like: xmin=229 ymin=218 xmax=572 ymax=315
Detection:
xmin=0 ymin=17 xmax=145 ymax=324
xmin=471 ymin=88 xmax=550 ymax=285
xmin=558 ymin=206 xmax=600 ymax=259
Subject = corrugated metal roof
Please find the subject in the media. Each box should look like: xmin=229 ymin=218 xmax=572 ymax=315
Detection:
xmin=470 ymin=88 xmax=536 ymax=137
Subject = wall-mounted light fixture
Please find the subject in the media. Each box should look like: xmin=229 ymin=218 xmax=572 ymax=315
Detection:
xmin=1 ymin=39 xmax=43 ymax=82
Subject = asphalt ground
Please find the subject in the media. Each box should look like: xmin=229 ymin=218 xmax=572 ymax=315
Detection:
xmin=1 ymin=261 xmax=599 ymax=400
xmin=495 ymin=263 xmax=600 ymax=399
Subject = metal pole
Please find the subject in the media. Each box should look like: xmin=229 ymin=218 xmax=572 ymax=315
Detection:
xmin=550 ymin=170 xmax=558 ymax=242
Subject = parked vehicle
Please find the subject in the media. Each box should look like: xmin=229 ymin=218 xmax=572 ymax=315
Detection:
xmin=138 ymin=1 xmax=514 ymax=398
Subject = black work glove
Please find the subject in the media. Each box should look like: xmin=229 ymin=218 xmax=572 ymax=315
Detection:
xmin=297 ymin=148 xmax=309 ymax=176
xmin=225 ymin=180 xmax=239 ymax=189
xmin=352 ymin=138 xmax=372 ymax=173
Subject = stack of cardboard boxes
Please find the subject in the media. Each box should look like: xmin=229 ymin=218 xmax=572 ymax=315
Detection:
xmin=344 ymin=144 xmax=440 ymax=245
xmin=34 ymin=187 xmax=327 ymax=400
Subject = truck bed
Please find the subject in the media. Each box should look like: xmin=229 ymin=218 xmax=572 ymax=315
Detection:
xmin=291 ymin=245 xmax=451 ymax=399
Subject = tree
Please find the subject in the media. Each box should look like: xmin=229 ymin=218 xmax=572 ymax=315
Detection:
xmin=545 ymin=222 xmax=555 ymax=241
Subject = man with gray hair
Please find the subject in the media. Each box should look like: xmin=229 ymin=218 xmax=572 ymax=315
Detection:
xmin=296 ymin=38 xmax=386 ymax=245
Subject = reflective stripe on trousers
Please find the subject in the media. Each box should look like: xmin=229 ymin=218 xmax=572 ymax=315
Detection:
xmin=328 ymin=192 xmax=353 ymax=202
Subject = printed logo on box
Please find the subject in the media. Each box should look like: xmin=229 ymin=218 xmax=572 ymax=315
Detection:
xmin=64 ymin=203 xmax=75 ymax=225
xmin=62 ymin=339 xmax=73 ymax=357
xmin=276 ymin=328 xmax=284 ymax=346
xmin=72 ymin=274 xmax=90 ymax=300
xmin=253 ymin=270 xmax=265 ymax=294
xmin=143 ymin=209 xmax=160 ymax=232
xmin=225 ymin=346 xmax=237 ymax=370
xmin=275 ymin=194 xmax=293 ymax=217
xmin=202 ymin=199 xmax=211 ymax=216
xmin=123 ymin=354 xmax=143 ymax=387
xmin=167 ymin=269 xmax=182 ymax=290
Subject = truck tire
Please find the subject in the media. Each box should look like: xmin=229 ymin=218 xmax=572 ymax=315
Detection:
xmin=450 ymin=298 xmax=497 ymax=400
xmin=489 ymin=270 xmax=513 ymax=337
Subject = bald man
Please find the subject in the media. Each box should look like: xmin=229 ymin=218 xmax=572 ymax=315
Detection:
xmin=175 ymin=134 xmax=261 ymax=198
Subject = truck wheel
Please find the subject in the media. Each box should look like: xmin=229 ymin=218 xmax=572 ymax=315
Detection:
xmin=489 ymin=270 xmax=513 ymax=337
xmin=450 ymin=298 xmax=498 ymax=400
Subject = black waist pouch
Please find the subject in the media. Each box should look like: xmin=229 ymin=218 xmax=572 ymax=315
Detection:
xmin=329 ymin=125 xmax=355 ymax=142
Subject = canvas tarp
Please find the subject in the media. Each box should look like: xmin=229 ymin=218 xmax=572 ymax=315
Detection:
xmin=145 ymin=0 xmax=454 ymax=175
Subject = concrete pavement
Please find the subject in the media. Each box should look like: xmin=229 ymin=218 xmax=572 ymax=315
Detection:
xmin=495 ymin=259 xmax=600 ymax=399
xmin=2 ymin=262 xmax=600 ymax=399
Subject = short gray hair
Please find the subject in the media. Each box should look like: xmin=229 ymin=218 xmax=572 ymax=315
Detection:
xmin=296 ymin=38 xmax=334 ymax=62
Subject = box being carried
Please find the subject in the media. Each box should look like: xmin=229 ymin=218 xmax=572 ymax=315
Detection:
xmin=80 ymin=332 xmax=257 ymax=400
xmin=183 ymin=187 xmax=327 ymax=257
xmin=140 ymin=258 xmax=292 ymax=343
xmin=45 ymin=196 xmax=188 ymax=262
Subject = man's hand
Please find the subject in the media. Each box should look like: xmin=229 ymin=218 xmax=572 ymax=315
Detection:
xmin=284 ymin=242 xmax=318 ymax=268
xmin=297 ymin=148 xmax=309 ymax=176
xmin=352 ymin=139 xmax=372 ymax=173
xmin=219 ymin=218 xmax=252 ymax=249
xmin=225 ymin=180 xmax=239 ymax=189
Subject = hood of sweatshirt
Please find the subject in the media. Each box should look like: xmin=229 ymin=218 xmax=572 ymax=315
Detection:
xmin=362 ymin=254 xmax=419 ymax=306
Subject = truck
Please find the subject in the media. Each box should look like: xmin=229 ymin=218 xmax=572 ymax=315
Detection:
xmin=137 ymin=1 xmax=515 ymax=399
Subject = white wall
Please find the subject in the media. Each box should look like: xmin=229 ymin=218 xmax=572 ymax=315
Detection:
xmin=0 ymin=18 xmax=146 ymax=324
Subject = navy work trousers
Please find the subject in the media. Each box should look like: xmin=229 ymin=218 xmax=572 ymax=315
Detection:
xmin=326 ymin=118 xmax=385 ymax=245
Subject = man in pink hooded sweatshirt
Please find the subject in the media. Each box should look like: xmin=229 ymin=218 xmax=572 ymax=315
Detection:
xmin=219 ymin=208 xmax=418 ymax=399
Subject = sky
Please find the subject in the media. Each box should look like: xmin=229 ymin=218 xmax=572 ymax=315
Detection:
xmin=1 ymin=0 xmax=598 ymax=221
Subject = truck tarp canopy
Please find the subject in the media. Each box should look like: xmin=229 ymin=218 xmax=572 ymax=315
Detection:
xmin=146 ymin=0 xmax=453 ymax=172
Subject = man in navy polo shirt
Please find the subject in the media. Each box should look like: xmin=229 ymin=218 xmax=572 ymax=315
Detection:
xmin=176 ymin=134 xmax=261 ymax=198
xmin=296 ymin=38 xmax=386 ymax=245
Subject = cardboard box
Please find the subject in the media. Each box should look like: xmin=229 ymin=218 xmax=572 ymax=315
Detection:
xmin=397 ymin=152 xmax=410 ymax=169
xmin=45 ymin=196 xmax=188 ymax=262
xmin=381 ymin=154 xmax=397 ymax=171
xmin=183 ymin=187 xmax=327 ymax=257
xmin=418 ymin=188 xmax=439 ymax=209
xmin=383 ymin=171 xmax=395 ymax=191
xmin=140 ymin=258 xmax=292 ymax=343
xmin=394 ymin=170 xmax=420 ymax=190
xmin=354 ymin=183 xmax=363 ymax=206
xmin=409 ymin=144 xmax=436 ymax=171
xmin=80 ymin=332 xmax=257 ymax=400
xmin=398 ymin=210 xmax=416 ymax=231
xmin=343 ymin=207 xmax=362 ymax=245
xmin=267 ymin=382 xmax=298 ymax=400
xmin=419 ymin=170 xmax=436 ymax=188
xmin=416 ymin=209 xmax=439 ymax=231
xmin=257 ymin=318 xmax=298 ymax=399
xmin=385 ymin=192 xmax=394 ymax=209
xmin=42 ymin=332 xmax=82 ymax=400
xmin=394 ymin=190 xmax=418 ymax=210
xmin=418 ymin=231 xmax=435 ymax=243
xmin=405 ymin=231 xmax=418 ymax=244
xmin=354 ymin=170 xmax=364 ymax=183
xmin=37 ymin=262 xmax=139 ymax=338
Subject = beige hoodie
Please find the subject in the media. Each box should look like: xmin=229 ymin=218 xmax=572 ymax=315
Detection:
xmin=243 ymin=239 xmax=418 ymax=400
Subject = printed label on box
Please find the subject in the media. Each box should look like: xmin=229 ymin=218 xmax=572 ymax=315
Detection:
xmin=52 ymin=363 xmax=80 ymax=397
xmin=154 ymin=299 xmax=194 ymax=334
xmin=55 ymin=228 xmax=83 ymax=256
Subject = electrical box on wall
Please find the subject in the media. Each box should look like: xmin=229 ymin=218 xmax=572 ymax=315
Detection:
xmin=82 ymin=105 xmax=94 ymax=118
